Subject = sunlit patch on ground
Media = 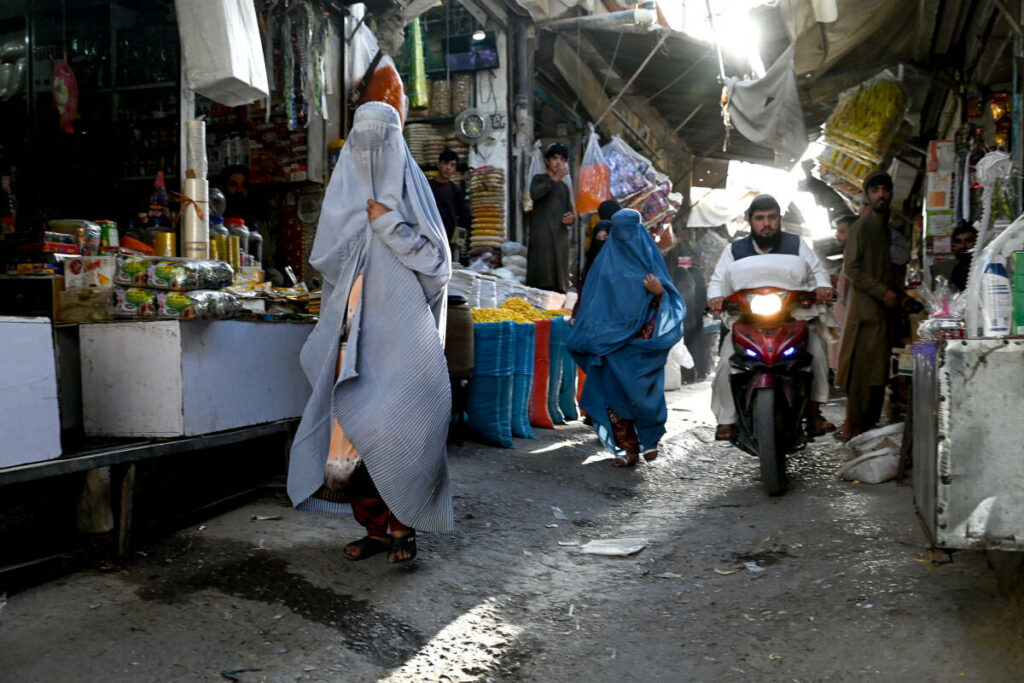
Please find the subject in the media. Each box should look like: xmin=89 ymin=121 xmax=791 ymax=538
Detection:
xmin=381 ymin=598 xmax=522 ymax=682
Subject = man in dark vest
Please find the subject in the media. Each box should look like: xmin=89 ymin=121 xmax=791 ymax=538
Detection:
xmin=707 ymin=194 xmax=834 ymax=441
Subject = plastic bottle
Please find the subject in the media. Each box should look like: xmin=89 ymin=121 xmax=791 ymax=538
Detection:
xmin=247 ymin=222 xmax=263 ymax=265
xmin=224 ymin=217 xmax=249 ymax=257
xmin=208 ymin=215 xmax=229 ymax=238
xmin=981 ymin=261 xmax=1012 ymax=337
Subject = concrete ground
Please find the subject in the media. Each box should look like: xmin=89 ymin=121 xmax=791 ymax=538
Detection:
xmin=3 ymin=381 xmax=1024 ymax=682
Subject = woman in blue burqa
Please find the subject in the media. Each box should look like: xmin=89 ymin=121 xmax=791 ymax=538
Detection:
xmin=288 ymin=101 xmax=452 ymax=564
xmin=568 ymin=209 xmax=686 ymax=467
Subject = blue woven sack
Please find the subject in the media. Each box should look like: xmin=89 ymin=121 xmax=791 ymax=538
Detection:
xmin=511 ymin=322 xmax=535 ymax=438
xmin=558 ymin=343 xmax=578 ymax=421
xmin=465 ymin=321 xmax=515 ymax=447
xmin=547 ymin=316 xmax=567 ymax=425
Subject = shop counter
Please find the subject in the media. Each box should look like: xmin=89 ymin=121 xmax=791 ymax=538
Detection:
xmin=0 ymin=316 xmax=62 ymax=467
xmin=80 ymin=320 xmax=313 ymax=437
xmin=913 ymin=339 xmax=1024 ymax=551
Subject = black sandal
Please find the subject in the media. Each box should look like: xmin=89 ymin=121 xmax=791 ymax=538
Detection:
xmin=388 ymin=531 xmax=417 ymax=564
xmin=344 ymin=536 xmax=389 ymax=561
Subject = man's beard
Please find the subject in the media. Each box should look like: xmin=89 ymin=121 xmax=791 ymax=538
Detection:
xmin=955 ymin=249 xmax=972 ymax=263
xmin=752 ymin=230 xmax=782 ymax=251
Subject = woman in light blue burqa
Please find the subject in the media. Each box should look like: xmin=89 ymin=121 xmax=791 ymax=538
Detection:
xmin=288 ymin=101 xmax=452 ymax=563
xmin=568 ymin=209 xmax=685 ymax=467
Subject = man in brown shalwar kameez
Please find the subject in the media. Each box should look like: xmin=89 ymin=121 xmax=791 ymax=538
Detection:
xmin=835 ymin=172 xmax=902 ymax=440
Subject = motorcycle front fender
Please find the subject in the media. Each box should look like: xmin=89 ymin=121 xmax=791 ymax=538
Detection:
xmin=744 ymin=373 xmax=795 ymax=409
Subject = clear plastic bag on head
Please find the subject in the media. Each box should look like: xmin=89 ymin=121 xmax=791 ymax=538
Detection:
xmin=575 ymin=125 xmax=610 ymax=214
xmin=522 ymin=140 xmax=544 ymax=213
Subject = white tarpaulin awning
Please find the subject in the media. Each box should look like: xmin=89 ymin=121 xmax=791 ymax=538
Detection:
xmin=686 ymin=160 xmax=797 ymax=235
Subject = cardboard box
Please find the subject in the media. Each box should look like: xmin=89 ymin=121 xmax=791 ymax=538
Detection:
xmin=926 ymin=171 xmax=954 ymax=210
xmin=927 ymin=140 xmax=956 ymax=173
xmin=61 ymin=255 xmax=116 ymax=289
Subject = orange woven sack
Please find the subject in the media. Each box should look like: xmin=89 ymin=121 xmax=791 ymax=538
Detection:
xmin=529 ymin=319 xmax=555 ymax=429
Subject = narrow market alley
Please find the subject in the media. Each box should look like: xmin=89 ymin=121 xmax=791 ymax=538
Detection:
xmin=3 ymin=382 xmax=1023 ymax=682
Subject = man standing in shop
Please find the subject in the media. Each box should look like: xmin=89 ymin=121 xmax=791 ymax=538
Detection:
xmin=428 ymin=148 xmax=470 ymax=246
xmin=930 ymin=225 xmax=978 ymax=291
xmin=527 ymin=142 xmax=574 ymax=293
xmin=835 ymin=172 xmax=903 ymax=440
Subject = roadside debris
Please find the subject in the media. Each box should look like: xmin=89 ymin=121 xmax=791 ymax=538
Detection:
xmin=580 ymin=538 xmax=646 ymax=556
xmin=250 ymin=514 xmax=283 ymax=521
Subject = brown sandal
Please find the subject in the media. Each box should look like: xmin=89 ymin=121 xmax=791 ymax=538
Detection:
xmin=642 ymin=448 xmax=658 ymax=462
xmin=715 ymin=424 xmax=736 ymax=441
xmin=612 ymin=451 xmax=639 ymax=467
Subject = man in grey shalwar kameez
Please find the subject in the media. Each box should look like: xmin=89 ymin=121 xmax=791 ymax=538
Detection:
xmin=526 ymin=143 xmax=575 ymax=293
xmin=288 ymin=101 xmax=453 ymax=564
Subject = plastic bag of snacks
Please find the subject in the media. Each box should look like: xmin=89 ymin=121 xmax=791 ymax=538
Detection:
xmin=452 ymin=73 xmax=472 ymax=112
xmin=114 ymin=286 xmax=157 ymax=318
xmin=602 ymin=135 xmax=654 ymax=199
xmin=147 ymin=259 xmax=234 ymax=291
xmin=575 ymin=125 xmax=610 ymax=214
xmin=429 ymin=78 xmax=451 ymax=116
xmin=156 ymin=290 xmax=240 ymax=319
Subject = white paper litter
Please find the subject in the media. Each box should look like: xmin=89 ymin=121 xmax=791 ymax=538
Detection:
xmin=579 ymin=538 xmax=647 ymax=557
xmin=551 ymin=506 xmax=568 ymax=520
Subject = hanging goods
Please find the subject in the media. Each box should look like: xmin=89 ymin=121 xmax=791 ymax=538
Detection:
xmin=575 ymin=125 xmax=610 ymax=215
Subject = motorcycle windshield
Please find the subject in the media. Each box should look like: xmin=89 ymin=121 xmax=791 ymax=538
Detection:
xmin=725 ymin=253 xmax=812 ymax=294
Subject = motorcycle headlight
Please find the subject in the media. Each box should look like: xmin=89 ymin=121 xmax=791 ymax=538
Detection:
xmin=750 ymin=293 xmax=783 ymax=316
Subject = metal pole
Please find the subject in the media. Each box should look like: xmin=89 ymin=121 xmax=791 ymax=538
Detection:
xmin=1015 ymin=0 xmax=1023 ymax=215
xmin=593 ymin=32 xmax=668 ymax=127
xmin=705 ymin=0 xmax=727 ymax=82
xmin=672 ymin=102 xmax=705 ymax=134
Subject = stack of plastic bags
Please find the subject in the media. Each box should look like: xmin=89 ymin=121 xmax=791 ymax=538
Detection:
xmin=501 ymin=241 xmax=527 ymax=283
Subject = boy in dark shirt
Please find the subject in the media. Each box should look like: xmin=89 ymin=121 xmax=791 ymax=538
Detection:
xmin=428 ymin=149 xmax=470 ymax=244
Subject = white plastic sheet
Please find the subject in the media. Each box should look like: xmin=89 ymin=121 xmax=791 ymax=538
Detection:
xmin=176 ymin=0 xmax=269 ymax=107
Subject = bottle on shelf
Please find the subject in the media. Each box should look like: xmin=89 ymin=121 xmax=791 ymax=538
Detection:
xmin=248 ymin=222 xmax=263 ymax=265
xmin=224 ymin=216 xmax=250 ymax=256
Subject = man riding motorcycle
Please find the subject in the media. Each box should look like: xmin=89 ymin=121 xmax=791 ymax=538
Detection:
xmin=707 ymin=194 xmax=835 ymax=441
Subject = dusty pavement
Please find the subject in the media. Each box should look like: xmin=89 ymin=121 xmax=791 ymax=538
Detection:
xmin=3 ymin=381 xmax=1024 ymax=682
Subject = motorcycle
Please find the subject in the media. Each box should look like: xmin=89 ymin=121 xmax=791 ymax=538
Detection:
xmin=724 ymin=285 xmax=817 ymax=496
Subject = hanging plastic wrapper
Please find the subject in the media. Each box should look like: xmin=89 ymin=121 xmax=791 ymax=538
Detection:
xmin=452 ymin=74 xmax=472 ymax=113
xmin=408 ymin=18 xmax=428 ymax=110
xmin=175 ymin=0 xmax=269 ymax=107
xmin=964 ymin=151 xmax=1019 ymax=337
xmin=575 ymin=125 xmax=610 ymax=214
xmin=966 ymin=214 xmax=1024 ymax=338
xmin=522 ymin=140 xmax=544 ymax=213
xmin=602 ymin=135 xmax=654 ymax=199
xmin=917 ymin=275 xmax=967 ymax=340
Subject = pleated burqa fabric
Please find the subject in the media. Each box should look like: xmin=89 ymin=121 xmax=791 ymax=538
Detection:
xmin=288 ymin=101 xmax=454 ymax=533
